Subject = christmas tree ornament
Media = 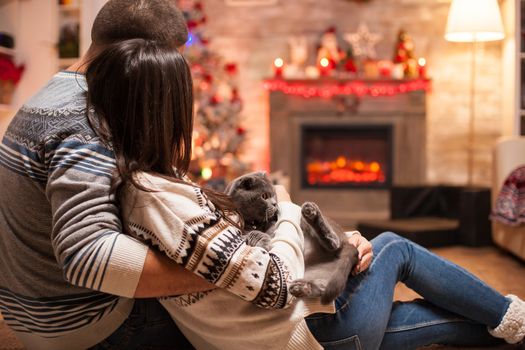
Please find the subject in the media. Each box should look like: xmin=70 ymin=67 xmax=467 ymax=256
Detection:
xmin=344 ymin=23 xmax=382 ymax=59
xmin=288 ymin=36 xmax=308 ymax=67
xmin=342 ymin=44 xmax=358 ymax=74
xmin=392 ymin=29 xmax=418 ymax=78
xmin=317 ymin=26 xmax=346 ymax=70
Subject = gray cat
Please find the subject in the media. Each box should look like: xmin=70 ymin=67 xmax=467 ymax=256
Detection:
xmin=225 ymin=172 xmax=359 ymax=304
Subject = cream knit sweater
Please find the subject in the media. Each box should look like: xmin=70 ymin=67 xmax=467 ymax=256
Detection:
xmin=121 ymin=172 xmax=335 ymax=350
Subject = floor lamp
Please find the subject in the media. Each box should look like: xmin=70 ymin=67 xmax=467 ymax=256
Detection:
xmin=444 ymin=0 xmax=505 ymax=186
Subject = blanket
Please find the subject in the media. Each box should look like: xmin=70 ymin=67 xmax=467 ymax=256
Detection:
xmin=491 ymin=165 xmax=525 ymax=226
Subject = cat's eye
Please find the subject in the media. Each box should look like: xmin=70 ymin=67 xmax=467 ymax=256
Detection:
xmin=261 ymin=193 xmax=270 ymax=200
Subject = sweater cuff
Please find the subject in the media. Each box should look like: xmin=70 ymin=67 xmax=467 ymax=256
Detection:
xmin=99 ymin=235 xmax=149 ymax=298
xmin=277 ymin=202 xmax=302 ymax=225
xmin=345 ymin=230 xmax=361 ymax=239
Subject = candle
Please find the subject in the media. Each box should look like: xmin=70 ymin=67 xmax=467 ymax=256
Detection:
xmin=364 ymin=60 xmax=380 ymax=79
xmin=391 ymin=63 xmax=405 ymax=80
xmin=418 ymin=57 xmax=427 ymax=78
xmin=273 ymin=58 xmax=284 ymax=78
xmin=319 ymin=57 xmax=332 ymax=77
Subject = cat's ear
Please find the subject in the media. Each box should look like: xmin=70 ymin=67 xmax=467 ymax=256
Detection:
xmin=256 ymin=171 xmax=269 ymax=180
xmin=240 ymin=176 xmax=255 ymax=190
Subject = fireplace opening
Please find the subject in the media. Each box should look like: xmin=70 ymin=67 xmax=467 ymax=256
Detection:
xmin=301 ymin=124 xmax=393 ymax=189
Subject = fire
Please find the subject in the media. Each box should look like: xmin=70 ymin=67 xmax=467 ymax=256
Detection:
xmin=306 ymin=156 xmax=386 ymax=185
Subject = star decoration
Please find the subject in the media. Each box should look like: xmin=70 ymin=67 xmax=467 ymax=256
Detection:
xmin=344 ymin=23 xmax=382 ymax=59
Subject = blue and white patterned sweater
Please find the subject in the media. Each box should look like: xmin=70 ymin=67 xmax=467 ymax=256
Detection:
xmin=0 ymin=72 xmax=148 ymax=350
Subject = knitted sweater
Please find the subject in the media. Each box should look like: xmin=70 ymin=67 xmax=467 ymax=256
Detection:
xmin=0 ymin=72 xmax=148 ymax=349
xmin=121 ymin=172 xmax=336 ymax=350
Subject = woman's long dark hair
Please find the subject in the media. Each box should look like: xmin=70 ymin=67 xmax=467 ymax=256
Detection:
xmin=85 ymin=38 xmax=238 ymax=221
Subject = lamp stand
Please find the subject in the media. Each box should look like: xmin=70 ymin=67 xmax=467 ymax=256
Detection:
xmin=467 ymin=40 xmax=477 ymax=186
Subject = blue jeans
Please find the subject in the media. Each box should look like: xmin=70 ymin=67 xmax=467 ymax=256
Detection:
xmin=90 ymin=299 xmax=194 ymax=350
xmin=306 ymin=232 xmax=511 ymax=350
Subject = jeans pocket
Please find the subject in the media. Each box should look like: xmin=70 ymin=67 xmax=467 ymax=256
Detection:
xmin=319 ymin=335 xmax=362 ymax=350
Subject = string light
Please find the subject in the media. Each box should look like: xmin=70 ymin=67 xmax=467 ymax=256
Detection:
xmin=274 ymin=58 xmax=284 ymax=68
xmin=262 ymin=79 xmax=431 ymax=98
xmin=201 ymin=167 xmax=213 ymax=180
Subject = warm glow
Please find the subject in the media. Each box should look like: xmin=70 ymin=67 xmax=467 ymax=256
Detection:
xmin=418 ymin=58 xmax=426 ymax=67
xmin=445 ymin=0 xmax=504 ymax=42
xmin=320 ymin=57 xmax=330 ymax=68
xmin=306 ymin=156 xmax=386 ymax=186
xmin=370 ymin=162 xmax=381 ymax=173
xmin=274 ymin=58 xmax=284 ymax=68
xmin=201 ymin=167 xmax=213 ymax=180
xmin=336 ymin=156 xmax=346 ymax=168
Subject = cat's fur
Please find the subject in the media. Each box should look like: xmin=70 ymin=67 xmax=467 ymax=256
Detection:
xmin=226 ymin=172 xmax=359 ymax=304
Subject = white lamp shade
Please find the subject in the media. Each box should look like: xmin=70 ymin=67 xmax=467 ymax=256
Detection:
xmin=445 ymin=0 xmax=505 ymax=42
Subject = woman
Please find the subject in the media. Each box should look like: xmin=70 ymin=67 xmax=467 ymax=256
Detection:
xmin=85 ymin=39 xmax=525 ymax=350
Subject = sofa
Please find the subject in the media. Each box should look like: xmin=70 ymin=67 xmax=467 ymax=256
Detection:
xmin=491 ymin=137 xmax=525 ymax=261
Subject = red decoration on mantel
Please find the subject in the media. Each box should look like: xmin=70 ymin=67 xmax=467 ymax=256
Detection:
xmin=263 ymin=79 xmax=431 ymax=98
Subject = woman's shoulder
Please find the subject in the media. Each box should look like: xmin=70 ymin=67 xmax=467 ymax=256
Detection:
xmin=125 ymin=171 xmax=214 ymax=211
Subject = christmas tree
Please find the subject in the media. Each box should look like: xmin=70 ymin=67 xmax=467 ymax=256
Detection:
xmin=179 ymin=1 xmax=249 ymax=190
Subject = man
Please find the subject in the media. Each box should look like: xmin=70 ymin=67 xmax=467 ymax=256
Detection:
xmin=0 ymin=1 xmax=211 ymax=349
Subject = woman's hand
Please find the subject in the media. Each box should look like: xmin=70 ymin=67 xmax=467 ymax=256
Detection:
xmin=347 ymin=232 xmax=373 ymax=275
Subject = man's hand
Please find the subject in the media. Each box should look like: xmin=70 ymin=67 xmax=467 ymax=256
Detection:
xmin=347 ymin=233 xmax=373 ymax=275
xmin=135 ymin=249 xmax=216 ymax=298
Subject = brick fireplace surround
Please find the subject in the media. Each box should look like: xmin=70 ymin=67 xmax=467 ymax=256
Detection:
xmin=269 ymin=79 xmax=427 ymax=228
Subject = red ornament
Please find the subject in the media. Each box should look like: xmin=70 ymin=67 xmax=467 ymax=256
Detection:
xmin=326 ymin=26 xmax=337 ymax=34
xmin=344 ymin=59 xmax=357 ymax=73
xmin=0 ymin=56 xmax=25 ymax=84
xmin=194 ymin=2 xmax=203 ymax=10
xmin=187 ymin=20 xmax=198 ymax=30
xmin=203 ymin=73 xmax=213 ymax=83
xmin=224 ymin=63 xmax=238 ymax=76
xmin=210 ymin=95 xmax=221 ymax=105
xmin=236 ymin=127 xmax=246 ymax=135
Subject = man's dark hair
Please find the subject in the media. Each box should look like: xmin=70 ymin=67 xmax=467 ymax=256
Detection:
xmin=91 ymin=0 xmax=188 ymax=47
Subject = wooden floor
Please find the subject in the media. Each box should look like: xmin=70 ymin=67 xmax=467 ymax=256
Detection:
xmin=1 ymin=245 xmax=524 ymax=350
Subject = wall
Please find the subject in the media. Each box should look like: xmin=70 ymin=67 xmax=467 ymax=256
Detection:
xmin=201 ymin=0 xmax=505 ymax=186
xmin=0 ymin=0 xmax=108 ymax=109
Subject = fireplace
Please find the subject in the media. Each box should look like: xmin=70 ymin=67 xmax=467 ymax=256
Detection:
xmin=268 ymin=79 xmax=427 ymax=227
xmin=301 ymin=124 xmax=393 ymax=189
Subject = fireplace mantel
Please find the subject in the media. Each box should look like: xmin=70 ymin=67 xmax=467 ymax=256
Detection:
xmin=268 ymin=78 xmax=427 ymax=227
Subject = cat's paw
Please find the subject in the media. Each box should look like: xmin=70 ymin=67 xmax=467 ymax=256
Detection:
xmin=289 ymin=280 xmax=312 ymax=298
xmin=246 ymin=230 xmax=271 ymax=250
xmin=301 ymin=202 xmax=320 ymax=221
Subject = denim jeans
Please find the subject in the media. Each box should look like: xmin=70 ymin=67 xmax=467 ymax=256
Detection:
xmin=306 ymin=232 xmax=511 ymax=350
xmin=90 ymin=298 xmax=194 ymax=350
